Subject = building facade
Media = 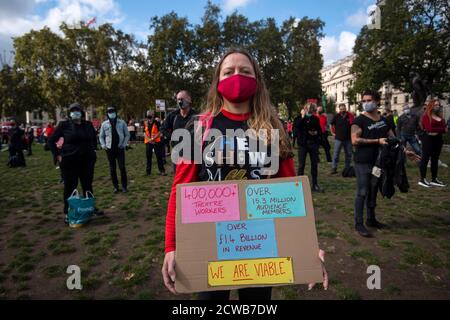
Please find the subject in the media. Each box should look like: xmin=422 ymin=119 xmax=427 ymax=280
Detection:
xmin=321 ymin=55 xmax=450 ymax=119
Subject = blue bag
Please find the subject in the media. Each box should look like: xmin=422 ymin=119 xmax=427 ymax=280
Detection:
xmin=67 ymin=190 xmax=95 ymax=228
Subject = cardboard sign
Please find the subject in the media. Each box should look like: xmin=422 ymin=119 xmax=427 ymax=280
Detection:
xmin=245 ymin=181 xmax=306 ymax=219
xmin=208 ymin=258 xmax=294 ymax=286
xmin=216 ymin=219 xmax=278 ymax=260
xmin=175 ymin=177 xmax=323 ymax=293
xmin=180 ymin=184 xmax=240 ymax=224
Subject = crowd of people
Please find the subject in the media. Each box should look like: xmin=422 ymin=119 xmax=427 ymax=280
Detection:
xmin=2 ymin=48 xmax=449 ymax=301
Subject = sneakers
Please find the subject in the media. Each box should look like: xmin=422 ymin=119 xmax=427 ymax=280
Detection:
xmin=430 ymin=178 xmax=447 ymax=187
xmin=355 ymin=224 xmax=371 ymax=238
xmin=419 ymin=178 xmax=447 ymax=188
xmin=113 ymin=187 xmax=119 ymax=193
xmin=418 ymin=179 xmax=432 ymax=188
xmin=122 ymin=187 xmax=128 ymax=193
xmin=331 ymin=168 xmax=338 ymax=175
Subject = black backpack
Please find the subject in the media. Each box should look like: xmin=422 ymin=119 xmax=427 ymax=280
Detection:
xmin=342 ymin=166 xmax=355 ymax=178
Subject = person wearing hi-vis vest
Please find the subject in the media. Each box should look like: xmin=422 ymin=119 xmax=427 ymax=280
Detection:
xmin=144 ymin=110 xmax=167 ymax=176
xmin=161 ymin=48 xmax=328 ymax=299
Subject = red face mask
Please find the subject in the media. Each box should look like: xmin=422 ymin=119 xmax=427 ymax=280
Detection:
xmin=217 ymin=74 xmax=257 ymax=104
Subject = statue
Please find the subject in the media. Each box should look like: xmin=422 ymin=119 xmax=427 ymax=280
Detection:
xmin=410 ymin=72 xmax=430 ymax=115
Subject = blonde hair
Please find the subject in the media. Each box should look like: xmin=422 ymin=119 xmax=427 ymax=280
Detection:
xmin=201 ymin=48 xmax=292 ymax=159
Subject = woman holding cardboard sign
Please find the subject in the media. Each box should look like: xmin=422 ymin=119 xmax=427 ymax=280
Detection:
xmin=162 ymin=48 xmax=328 ymax=299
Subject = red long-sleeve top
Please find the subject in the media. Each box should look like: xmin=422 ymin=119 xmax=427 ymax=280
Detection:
xmin=422 ymin=114 xmax=447 ymax=134
xmin=164 ymin=111 xmax=297 ymax=254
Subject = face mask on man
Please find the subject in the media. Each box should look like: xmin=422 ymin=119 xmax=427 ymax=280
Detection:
xmin=178 ymin=99 xmax=189 ymax=110
xmin=217 ymin=74 xmax=257 ymax=104
xmin=70 ymin=111 xmax=82 ymax=120
xmin=403 ymin=109 xmax=410 ymax=115
xmin=108 ymin=112 xmax=117 ymax=120
xmin=363 ymin=101 xmax=378 ymax=113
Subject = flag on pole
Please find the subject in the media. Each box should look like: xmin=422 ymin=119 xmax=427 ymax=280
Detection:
xmin=86 ymin=17 xmax=97 ymax=28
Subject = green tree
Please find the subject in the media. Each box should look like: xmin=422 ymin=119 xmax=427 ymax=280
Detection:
xmin=352 ymin=0 xmax=450 ymax=98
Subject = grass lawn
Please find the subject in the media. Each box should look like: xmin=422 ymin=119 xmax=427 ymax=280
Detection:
xmin=0 ymin=141 xmax=449 ymax=300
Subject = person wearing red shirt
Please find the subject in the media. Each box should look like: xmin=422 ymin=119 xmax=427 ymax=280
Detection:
xmin=418 ymin=100 xmax=448 ymax=188
xmin=161 ymin=48 xmax=328 ymax=299
xmin=315 ymin=106 xmax=332 ymax=163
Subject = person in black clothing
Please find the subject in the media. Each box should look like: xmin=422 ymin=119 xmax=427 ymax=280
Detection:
xmin=331 ymin=104 xmax=354 ymax=174
xmin=48 ymin=103 xmax=103 ymax=224
xmin=162 ymin=90 xmax=197 ymax=173
xmin=25 ymin=126 xmax=34 ymax=156
xmin=7 ymin=120 xmax=26 ymax=167
xmin=351 ymin=91 xmax=418 ymax=237
xmin=295 ymin=103 xmax=324 ymax=193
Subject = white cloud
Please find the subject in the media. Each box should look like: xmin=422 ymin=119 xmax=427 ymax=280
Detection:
xmin=0 ymin=0 xmax=123 ymax=52
xmin=222 ymin=0 xmax=255 ymax=12
xmin=320 ymin=31 xmax=357 ymax=65
xmin=345 ymin=9 xmax=368 ymax=28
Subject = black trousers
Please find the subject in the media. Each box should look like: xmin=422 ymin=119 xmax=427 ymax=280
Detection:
xmin=354 ymin=163 xmax=377 ymax=226
xmin=146 ymin=142 xmax=165 ymax=174
xmin=320 ymin=134 xmax=332 ymax=162
xmin=106 ymin=148 xmax=127 ymax=189
xmin=8 ymin=146 xmax=26 ymax=167
xmin=61 ymin=152 xmax=96 ymax=214
xmin=420 ymin=134 xmax=443 ymax=180
xmin=298 ymin=142 xmax=320 ymax=185
xmin=197 ymin=287 xmax=272 ymax=300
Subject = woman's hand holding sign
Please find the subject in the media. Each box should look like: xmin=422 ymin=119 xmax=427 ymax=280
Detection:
xmin=162 ymin=251 xmax=177 ymax=294
xmin=308 ymin=249 xmax=329 ymax=290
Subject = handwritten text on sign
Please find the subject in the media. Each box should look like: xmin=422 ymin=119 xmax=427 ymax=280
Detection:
xmin=216 ymin=220 xmax=278 ymax=260
xmin=208 ymin=257 xmax=294 ymax=286
xmin=245 ymin=182 xmax=306 ymax=219
xmin=181 ymin=184 xmax=240 ymax=224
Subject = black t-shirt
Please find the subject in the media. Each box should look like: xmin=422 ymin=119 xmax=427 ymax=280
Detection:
xmin=353 ymin=114 xmax=391 ymax=164
xmin=294 ymin=115 xmax=322 ymax=146
xmin=196 ymin=112 xmax=273 ymax=182
xmin=331 ymin=112 xmax=352 ymax=141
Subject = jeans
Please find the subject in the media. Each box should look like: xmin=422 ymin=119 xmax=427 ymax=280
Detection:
xmin=197 ymin=287 xmax=272 ymax=300
xmin=354 ymin=162 xmax=378 ymax=226
xmin=298 ymin=142 xmax=319 ymax=185
xmin=106 ymin=148 xmax=127 ymax=189
xmin=332 ymin=139 xmax=353 ymax=170
xmin=420 ymin=134 xmax=443 ymax=181
xmin=400 ymin=134 xmax=422 ymax=156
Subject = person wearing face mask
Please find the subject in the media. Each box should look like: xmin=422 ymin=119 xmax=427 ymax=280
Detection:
xmin=161 ymin=90 xmax=197 ymax=173
xmin=397 ymin=104 xmax=422 ymax=157
xmin=48 ymin=103 xmax=103 ymax=224
xmin=99 ymin=106 xmax=130 ymax=193
xmin=418 ymin=100 xmax=448 ymax=188
xmin=295 ymin=103 xmax=325 ymax=193
xmin=315 ymin=106 xmax=332 ymax=163
xmin=330 ymin=103 xmax=354 ymax=175
xmin=144 ymin=110 xmax=167 ymax=176
xmin=351 ymin=90 xmax=394 ymax=237
xmin=162 ymin=48 xmax=328 ymax=299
